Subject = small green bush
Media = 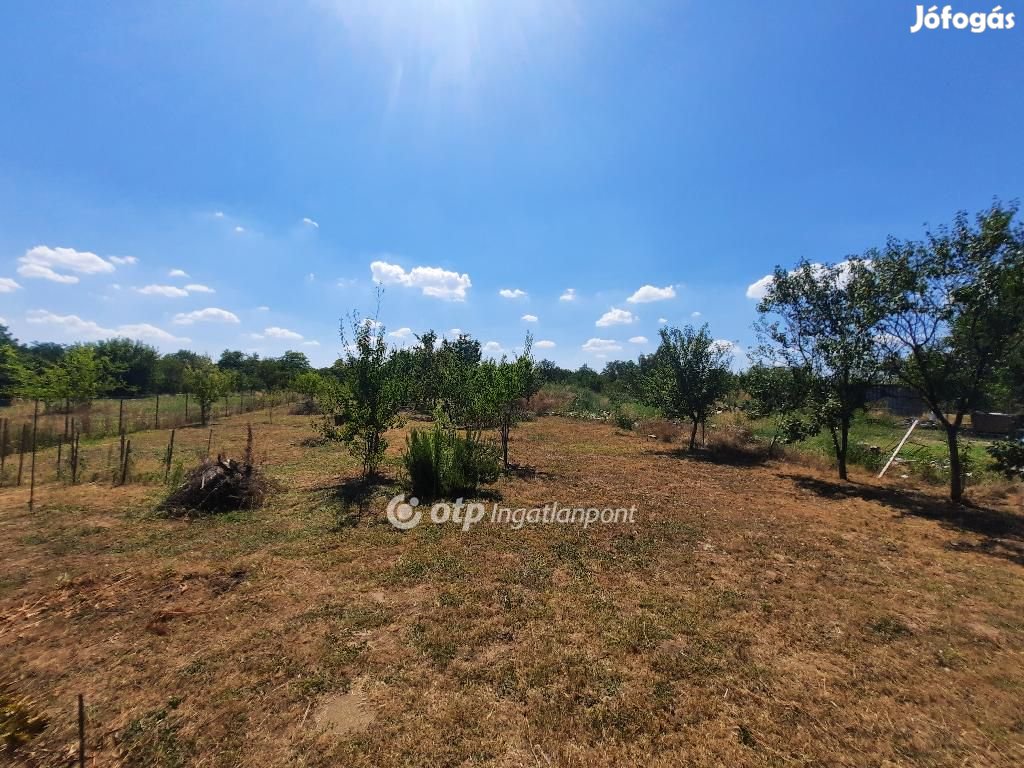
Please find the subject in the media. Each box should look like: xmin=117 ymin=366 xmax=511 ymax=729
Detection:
xmin=404 ymin=421 xmax=500 ymax=502
xmin=987 ymin=437 xmax=1024 ymax=480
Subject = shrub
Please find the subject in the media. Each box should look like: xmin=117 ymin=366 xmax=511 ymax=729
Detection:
xmin=404 ymin=421 xmax=500 ymax=502
xmin=1 ymin=678 xmax=47 ymax=755
xmin=987 ymin=437 xmax=1024 ymax=480
xmin=639 ymin=419 xmax=681 ymax=443
xmin=526 ymin=386 xmax=574 ymax=416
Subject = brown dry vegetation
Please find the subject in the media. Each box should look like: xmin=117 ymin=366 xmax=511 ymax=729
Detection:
xmin=1 ymin=413 xmax=1023 ymax=767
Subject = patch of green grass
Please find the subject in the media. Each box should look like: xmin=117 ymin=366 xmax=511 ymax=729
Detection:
xmin=869 ymin=615 xmax=912 ymax=641
xmin=119 ymin=704 xmax=193 ymax=768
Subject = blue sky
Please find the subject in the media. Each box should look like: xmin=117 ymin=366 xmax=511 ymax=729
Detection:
xmin=0 ymin=1 xmax=1021 ymax=369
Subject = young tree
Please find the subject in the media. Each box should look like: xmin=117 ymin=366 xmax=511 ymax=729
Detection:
xmin=317 ymin=312 xmax=403 ymax=478
xmin=742 ymin=363 xmax=817 ymax=457
xmin=644 ymin=324 xmax=732 ymax=450
xmin=473 ymin=336 xmax=538 ymax=469
xmin=183 ymin=359 xmax=232 ymax=426
xmin=873 ymin=203 xmax=1024 ymax=501
xmin=755 ymin=258 xmax=881 ymax=479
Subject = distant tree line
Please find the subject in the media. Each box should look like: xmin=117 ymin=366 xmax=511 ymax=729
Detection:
xmin=0 ymin=330 xmax=315 ymax=427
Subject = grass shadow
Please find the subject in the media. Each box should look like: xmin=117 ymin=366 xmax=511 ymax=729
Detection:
xmin=505 ymin=464 xmax=556 ymax=481
xmin=324 ymin=475 xmax=402 ymax=529
xmin=779 ymin=472 xmax=1024 ymax=566
xmin=648 ymin=445 xmax=768 ymax=468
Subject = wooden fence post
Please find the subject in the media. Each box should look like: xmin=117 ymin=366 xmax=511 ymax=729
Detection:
xmin=0 ymin=417 xmax=7 ymax=486
xmin=29 ymin=399 xmax=39 ymax=511
xmin=165 ymin=429 xmax=176 ymax=483
xmin=78 ymin=693 xmax=86 ymax=768
xmin=70 ymin=422 xmax=81 ymax=485
xmin=118 ymin=398 xmax=124 ymax=436
xmin=185 ymin=392 xmax=189 ymax=422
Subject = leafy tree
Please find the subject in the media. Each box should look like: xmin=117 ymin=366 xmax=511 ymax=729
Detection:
xmin=755 ymin=258 xmax=881 ymax=479
xmin=0 ymin=344 xmax=29 ymax=399
xmin=278 ymin=350 xmax=312 ymax=384
xmin=410 ymin=330 xmax=440 ymax=412
xmin=474 ymin=335 xmax=538 ymax=469
xmin=873 ymin=203 xmax=1024 ymax=501
xmin=22 ymin=342 xmax=65 ymax=369
xmin=183 ymin=358 xmax=233 ymax=426
xmin=435 ymin=334 xmax=484 ymax=427
xmin=644 ymin=324 xmax=732 ymax=450
xmin=743 ymin=363 xmax=817 ymax=457
xmin=155 ymin=350 xmax=204 ymax=394
xmin=0 ymin=324 xmax=17 ymax=348
xmin=317 ymin=312 xmax=403 ymax=478
xmin=43 ymin=345 xmax=110 ymax=407
xmin=94 ymin=338 xmax=159 ymax=396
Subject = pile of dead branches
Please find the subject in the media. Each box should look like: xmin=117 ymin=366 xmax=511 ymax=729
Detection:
xmin=161 ymin=454 xmax=271 ymax=516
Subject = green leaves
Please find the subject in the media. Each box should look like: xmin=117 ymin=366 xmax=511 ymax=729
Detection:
xmin=642 ymin=324 xmax=732 ymax=449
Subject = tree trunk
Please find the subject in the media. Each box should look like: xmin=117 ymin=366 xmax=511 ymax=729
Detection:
xmin=501 ymin=421 xmax=510 ymax=469
xmin=945 ymin=423 xmax=964 ymax=503
xmin=688 ymin=419 xmax=698 ymax=451
xmin=838 ymin=417 xmax=849 ymax=481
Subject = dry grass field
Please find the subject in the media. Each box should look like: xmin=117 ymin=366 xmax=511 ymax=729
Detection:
xmin=2 ymin=412 xmax=1023 ymax=767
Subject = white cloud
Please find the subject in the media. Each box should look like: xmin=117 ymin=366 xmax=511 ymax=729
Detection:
xmin=185 ymin=283 xmax=215 ymax=294
xmin=17 ymin=245 xmax=116 ymax=284
xmin=370 ymin=259 xmax=472 ymax=301
xmin=746 ymin=260 xmax=867 ymax=301
xmin=136 ymin=284 xmax=189 ymax=298
xmin=26 ymin=309 xmax=109 ymax=337
xmin=627 ymin=284 xmax=676 ymax=303
xmin=389 ymin=327 xmax=413 ymax=338
xmin=302 ymin=340 xmax=321 ymax=347
xmin=16 ymin=263 xmax=79 ymax=284
xmin=596 ymin=307 xmax=636 ymax=327
xmin=521 ymin=314 xmax=538 ymax=323
xmin=745 ymin=274 xmax=775 ymax=300
xmin=448 ymin=328 xmax=463 ymax=338
xmin=658 ymin=317 xmax=668 ymax=324
xmin=691 ymin=311 xmax=702 ymax=319
xmin=302 ymin=217 xmax=319 ymax=229
xmin=168 ymin=268 xmax=189 ymax=278
xmin=263 ymin=326 xmax=303 ymax=340
xmin=499 ymin=288 xmax=527 ymax=299
xmin=306 ymin=272 xmax=316 ymax=282
xmin=213 ymin=211 xmax=225 ymax=218
xmin=256 ymin=305 xmax=270 ymax=311
xmin=535 ymin=339 xmax=556 ymax=349
xmin=0 ymin=277 xmax=21 ymax=293
xmin=26 ymin=309 xmax=188 ymax=343
xmin=234 ymin=226 xmax=246 ymax=234
xmin=482 ymin=341 xmax=503 ymax=354
xmin=172 ymin=307 xmax=241 ymax=325
xmin=713 ymin=339 xmax=740 ymax=355
xmin=559 ymin=288 xmax=576 ymax=302
xmin=108 ymin=255 xmax=137 ymax=265
xmin=116 ymin=323 xmax=190 ymax=344
xmin=582 ymin=338 xmax=622 ymax=354
xmin=628 ymin=336 xmax=648 ymax=344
